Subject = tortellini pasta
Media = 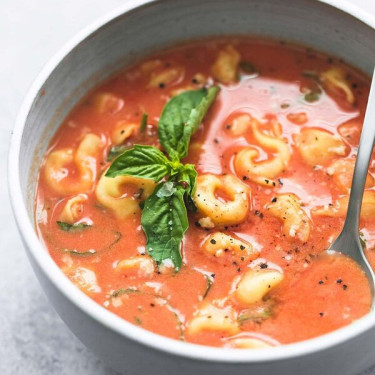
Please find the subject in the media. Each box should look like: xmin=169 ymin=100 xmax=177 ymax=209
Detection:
xmin=93 ymin=93 xmax=124 ymax=114
xmin=63 ymin=266 xmax=101 ymax=294
xmin=226 ymin=337 xmax=273 ymax=349
xmin=313 ymin=190 xmax=375 ymax=219
xmin=171 ymin=73 xmax=207 ymax=96
xmin=234 ymin=119 xmax=290 ymax=186
xmin=116 ymin=256 xmax=155 ymax=277
xmin=226 ymin=114 xmax=255 ymax=136
xmin=96 ymin=173 xmax=155 ymax=219
xmin=266 ymin=193 xmax=311 ymax=242
xmin=59 ymin=194 xmax=87 ymax=224
xmin=194 ymin=174 xmax=250 ymax=227
xmin=44 ymin=133 xmax=102 ymax=195
xmin=235 ymin=268 xmax=284 ymax=306
xmin=326 ymin=158 xmax=374 ymax=193
xmin=148 ymin=66 xmax=184 ymax=88
xmin=294 ymin=128 xmax=347 ymax=166
xmin=320 ymin=67 xmax=355 ymax=104
xmin=202 ymin=232 xmax=259 ymax=262
xmin=140 ymin=59 xmax=162 ymax=74
xmin=211 ymin=45 xmax=241 ymax=84
xmin=111 ymin=121 xmax=137 ymax=145
xmin=187 ymin=302 xmax=240 ymax=335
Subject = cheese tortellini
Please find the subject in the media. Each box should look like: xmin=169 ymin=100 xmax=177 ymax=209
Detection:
xmin=226 ymin=337 xmax=273 ymax=349
xmin=313 ymin=190 xmax=375 ymax=220
xmin=93 ymin=93 xmax=124 ymax=114
xmin=111 ymin=121 xmax=137 ymax=145
xmin=326 ymin=158 xmax=374 ymax=193
xmin=194 ymin=174 xmax=250 ymax=227
xmin=234 ymin=118 xmax=290 ymax=186
xmin=148 ymin=66 xmax=184 ymax=88
xmin=187 ymin=302 xmax=240 ymax=335
xmin=59 ymin=194 xmax=87 ymax=224
xmin=96 ymin=173 xmax=155 ymax=219
xmin=44 ymin=133 xmax=102 ymax=195
xmin=235 ymin=268 xmax=284 ymax=306
xmin=63 ymin=266 xmax=101 ymax=294
xmin=294 ymin=128 xmax=347 ymax=166
xmin=320 ymin=67 xmax=355 ymax=104
xmin=226 ymin=114 xmax=256 ymax=136
xmin=116 ymin=255 xmax=155 ymax=278
xmin=202 ymin=232 xmax=259 ymax=261
xmin=266 ymin=194 xmax=311 ymax=242
xmin=211 ymin=45 xmax=240 ymax=84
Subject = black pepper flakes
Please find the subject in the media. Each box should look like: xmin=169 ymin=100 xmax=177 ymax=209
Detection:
xmin=271 ymin=197 xmax=277 ymax=203
xmin=210 ymin=239 xmax=217 ymax=245
xmin=260 ymin=263 xmax=268 ymax=269
xmin=159 ymin=82 xmax=165 ymax=89
xmin=259 ymin=213 xmax=264 ymax=219
xmin=343 ymin=284 xmax=348 ymax=290
xmin=336 ymin=279 xmax=342 ymax=284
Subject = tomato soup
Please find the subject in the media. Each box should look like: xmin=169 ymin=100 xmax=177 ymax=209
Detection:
xmin=35 ymin=38 xmax=374 ymax=349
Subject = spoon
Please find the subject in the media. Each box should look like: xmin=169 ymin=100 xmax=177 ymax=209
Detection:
xmin=328 ymin=68 xmax=375 ymax=307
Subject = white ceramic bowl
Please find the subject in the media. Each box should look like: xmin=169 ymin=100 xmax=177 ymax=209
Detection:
xmin=8 ymin=0 xmax=375 ymax=374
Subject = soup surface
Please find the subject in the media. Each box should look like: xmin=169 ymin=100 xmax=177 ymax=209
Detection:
xmin=35 ymin=38 xmax=375 ymax=349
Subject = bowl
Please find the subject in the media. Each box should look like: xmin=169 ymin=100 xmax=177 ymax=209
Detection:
xmin=8 ymin=0 xmax=375 ymax=374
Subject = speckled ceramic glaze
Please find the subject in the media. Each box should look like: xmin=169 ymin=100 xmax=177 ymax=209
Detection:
xmin=8 ymin=0 xmax=375 ymax=374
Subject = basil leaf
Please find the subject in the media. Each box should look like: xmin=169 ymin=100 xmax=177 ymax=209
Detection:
xmin=140 ymin=112 xmax=148 ymax=133
xmin=105 ymin=145 xmax=171 ymax=182
xmin=177 ymin=164 xmax=197 ymax=211
xmin=158 ymin=86 xmax=220 ymax=161
xmin=141 ymin=183 xmax=188 ymax=270
xmin=57 ymin=221 xmax=91 ymax=232
xmin=304 ymin=90 xmax=321 ymax=103
xmin=178 ymin=164 xmax=197 ymax=196
xmin=203 ymin=275 xmax=213 ymax=299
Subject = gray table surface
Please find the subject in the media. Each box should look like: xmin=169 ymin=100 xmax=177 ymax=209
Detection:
xmin=2 ymin=0 xmax=375 ymax=374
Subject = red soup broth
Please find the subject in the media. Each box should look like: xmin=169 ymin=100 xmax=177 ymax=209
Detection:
xmin=35 ymin=38 xmax=375 ymax=348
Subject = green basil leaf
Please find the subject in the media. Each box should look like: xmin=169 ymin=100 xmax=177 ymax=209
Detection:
xmin=178 ymin=164 xmax=197 ymax=196
xmin=141 ymin=183 xmax=188 ymax=270
xmin=158 ymin=86 xmax=220 ymax=161
xmin=177 ymin=164 xmax=197 ymax=211
xmin=57 ymin=221 xmax=91 ymax=232
xmin=140 ymin=112 xmax=148 ymax=133
xmin=105 ymin=145 xmax=171 ymax=182
xmin=203 ymin=275 xmax=213 ymax=299
xmin=304 ymin=90 xmax=321 ymax=103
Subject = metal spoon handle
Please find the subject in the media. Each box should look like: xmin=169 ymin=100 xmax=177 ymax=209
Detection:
xmin=342 ymin=69 xmax=375 ymax=235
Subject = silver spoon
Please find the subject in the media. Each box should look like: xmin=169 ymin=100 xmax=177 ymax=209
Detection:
xmin=328 ymin=68 xmax=375 ymax=307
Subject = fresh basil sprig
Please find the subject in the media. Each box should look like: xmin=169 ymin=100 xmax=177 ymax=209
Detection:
xmin=105 ymin=86 xmax=220 ymax=270
xmin=158 ymin=87 xmax=220 ymax=161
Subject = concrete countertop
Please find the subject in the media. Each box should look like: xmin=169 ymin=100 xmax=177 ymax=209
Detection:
xmin=1 ymin=0 xmax=375 ymax=374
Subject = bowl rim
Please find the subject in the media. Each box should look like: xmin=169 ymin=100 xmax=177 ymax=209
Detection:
xmin=8 ymin=0 xmax=375 ymax=364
